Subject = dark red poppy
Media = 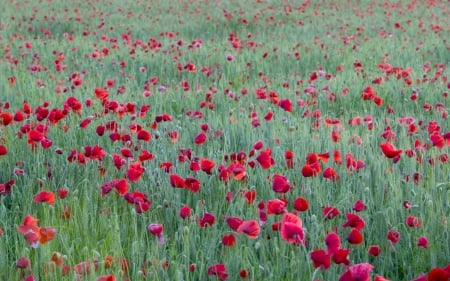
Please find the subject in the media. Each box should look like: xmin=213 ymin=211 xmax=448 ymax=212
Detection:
xmin=387 ymin=229 xmax=400 ymax=244
xmin=333 ymin=248 xmax=350 ymax=265
xmin=427 ymin=267 xmax=450 ymax=281
xmin=293 ymin=197 xmax=309 ymax=212
xmin=272 ymin=174 xmax=291 ymax=194
xmin=222 ymin=234 xmax=236 ymax=246
xmin=194 ymin=132 xmax=207 ymax=145
xmin=207 ymin=263 xmax=228 ymax=280
xmin=368 ymin=245 xmax=381 ymax=257
xmin=280 ymin=212 xmax=305 ymax=245
xmin=169 ymin=174 xmax=186 ymax=188
xmin=380 ymin=142 xmax=402 ymax=159
xmin=179 ymin=205 xmax=191 ymax=219
xmin=126 ymin=162 xmax=145 ymax=182
xmin=255 ymin=148 xmax=275 ymax=169
xmin=33 ymin=191 xmax=56 ymax=205
xmin=325 ymin=232 xmax=341 ymax=255
xmin=267 ymin=199 xmax=287 ymax=215
xmin=347 ymin=228 xmax=363 ymax=245
xmin=200 ymin=158 xmax=215 ymax=174
xmin=310 ymin=249 xmax=331 ymax=270
xmin=343 ymin=213 xmax=366 ymax=230
xmin=352 ymin=200 xmax=367 ymax=212
xmin=323 ymin=206 xmax=340 ymax=219
xmin=323 ymin=166 xmax=339 ymax=181
xmin=339 ymin=263 xmax=373 ymax=281
xmin=236 ymin=220 xmax=260 ymax=239
xmin=198 ymin=212 xmax=216 ymax=228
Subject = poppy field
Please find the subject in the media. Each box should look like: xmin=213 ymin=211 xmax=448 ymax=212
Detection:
xmin=0 ymin=0 xmax=449 ymax=280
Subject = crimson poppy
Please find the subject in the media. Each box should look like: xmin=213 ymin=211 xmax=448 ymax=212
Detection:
xmin=272 ymin=174 xmax=291 ymax=194
xmin=347 ymin=228 xmax=364 ymax=245
xmin=387 ymin=229 xmax=400 ymax=244
xmin=333 ymin=248 xmax=350 ymax=265
xmin=267 ymin=199 xmax=287 ymax=215
xmin=126 ymin=162 xmax=145 ymax=182
xmin=406 ymin=215 xmax=422 ymax=228
xmin=169 ymin=174 xmax=186 ymax=188
xmin=226 ymin=217 xmax=243 ymax=231
xmin=236 ymin=220 xmax=260 ymax=239
xmin=280 ymin=212 xmax=305 ymax=245
xmin=179 ymin=205 xmax=192 ymax=219
xmin=323 ymin=166 xmax=339 ymax=181
xmin=293 ymin=197 xmax=309 ymax=212
xmin=339 ymin=263 xmax=374 ymax=281
xmin=427 ymin=267 xmax=450 ymax=281
xmin=417 ymin=236 xmax=428 ymax=249
xmin=352 ymin=200 xmax=367 ymax=212
xmin=368 ymin=245 xmax=381 ymax=257
xmin=194 ymin=132 xmax=207 ymax=145
xmin=0 ymin=145 xmax=8 ymax=156
xmin=207 ymin=263 xmax=228 ymax=280
xmin=255 ymin=148 xmax=275 ymax=169
xmin=97 ymin=275 xmax=115 ymax=281
xmin=325 ymin=232 xmax=341 ymax=255
xmin=380 ymin=142 xmax=402 ymax=159
xmin=200 ymin=158 xmax=215 ymax=174
xmin=198 ymin=212 xmax=216 ymax=228
xmin=243 ymin=190 xmax=256 ymax=205
xmin=343 ymin=213 xmax=366 ymax=230
xmin=148 ymin=223 xmax=165 ymax=244
xmin=323 ymin=206 xmax=340 ymax=219
xmin=33 ymin=191 xmax=56 ymax=205
xmin=310 ymin=249 xmax=331 ymax=270
xmin=222 ymin=234 xmax=236 ymax=246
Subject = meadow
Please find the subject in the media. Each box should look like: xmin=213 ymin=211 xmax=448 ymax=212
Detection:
xmin=0 ymin=0 xmax=449 ymax=280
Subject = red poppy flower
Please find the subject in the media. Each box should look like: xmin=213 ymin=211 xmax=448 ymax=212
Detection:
xmin=124 ymin=191 xmax=151 ymax=213
xmin=255 ymin=148 xmax=275 ymax=169
xmin=387 ymin=229 xmax=400 ymax=244
xmin=339 ymin=263 xmax=374 ymax=281
xmin=243 ymin=190 xmax=256 ymax=205
xmin=406 ymin=215 xmax=422 ymax=228
xmin=169 ymin=174 xmax=186 ymax=188
xmin=15 ymin=256 xmax=31 ymax=270
xmin=352 ymin=200 xmax=367 ymax=212
xmin=179 ymin=205 xmax=192 ymax=219
xmin=279 ymin=99 xmax=293 ymax=112
xmin=236 ymin=220 xmax=260 ymax=239
xmin=126 ymin=162 xmax=145 ymax=182
xmin=347 ymin=228 xmax=363 ymax=245
xmin=343 ymin=213 xmax=365 ymax=230
xmin=148 ymin=223 xmax=165 ymax=244
xmin=323 ymin=206 xmax=340 ymax=219
xmin=198 ymin=212 xmax=216 ymax=228
xmin=222 ymin=234 xmax=236 ymax=246
xmin=226 ymin=216 xmax=243 ymax=231
xmin=380 ymin=142 xmax=402 ymax=159
xmin=310 ymin=249 xmax=331 ymax=270
xmin=417 ymin=235 xmax=428 ymax=249
xmin=137 ymin=129 xmax=151 ymax=142
xmin=97 ymin=275 xmax=115 ymax=281
xmin=280 ymin=212 xmax=305 ymax=245
xmin=323 ymin=166 xmax=340 ymax=181
xmin=333 ymin=248 xmax=350 ymax=265
xmin=293 ymin=197 xmax=309 ymax=212
xmin=200 ymin=158 xmax=215 ymax=174
xmin=368 ymin=245 xmax=381 ymax=256
xmin=33 ymin=191 xmax=56 ymax=205
xmin=325 ymin=232 xmax=341 ymax=255
xmin=207 ymin=263 xmax=228 ymax=280
xmin=194 ymin=132 xmax=207 ymax=145
xmin=267 ymin=199 xmax=287 ymax=215
xmin=272 ymin=174 xmax=291 ymax=194
xmin=427 ymin=267 xmax=450 ymax=281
